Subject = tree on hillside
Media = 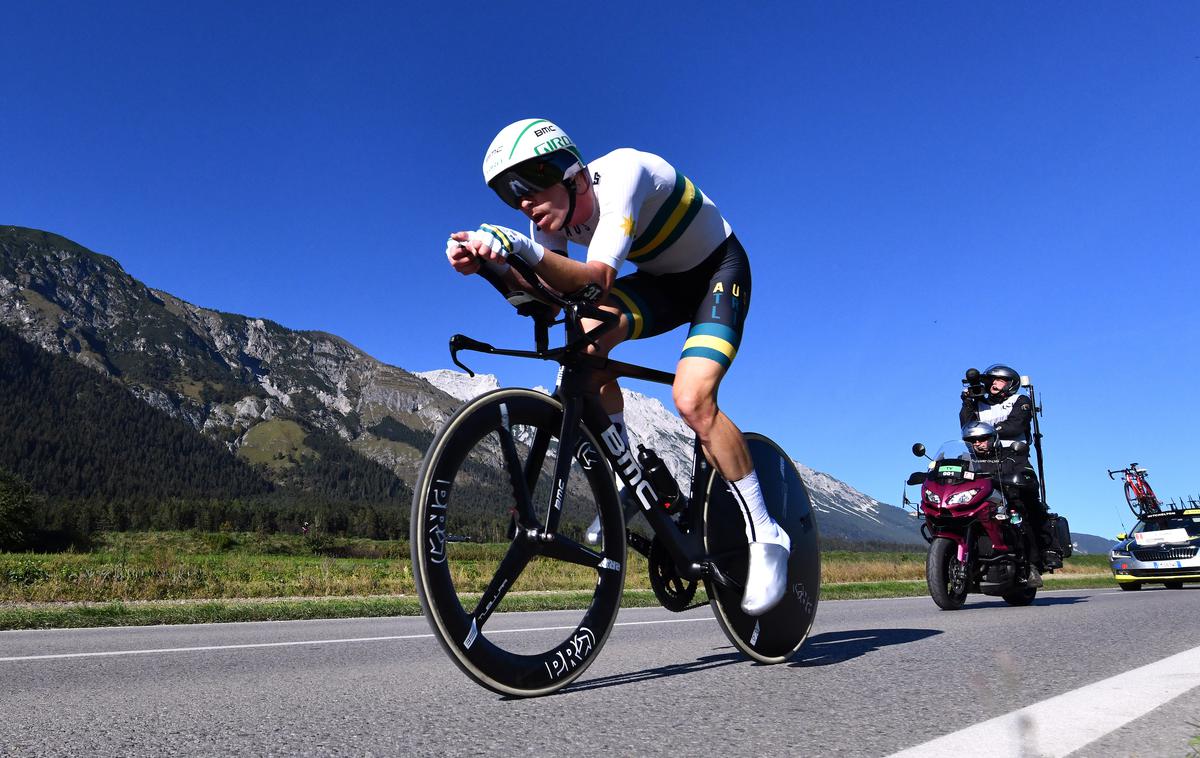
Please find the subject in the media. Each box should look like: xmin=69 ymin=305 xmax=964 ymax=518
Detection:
xmin=0 ymin=468 xmax=35 ymax=551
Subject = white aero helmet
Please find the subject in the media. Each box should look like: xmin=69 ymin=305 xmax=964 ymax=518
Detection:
xmin=482 ymin=118 xmax=585 ymax=208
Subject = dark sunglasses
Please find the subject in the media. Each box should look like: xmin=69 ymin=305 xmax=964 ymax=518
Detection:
xmin=487 ymin=152 xmax=580 ymax=208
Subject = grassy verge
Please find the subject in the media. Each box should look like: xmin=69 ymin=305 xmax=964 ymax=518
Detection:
xmin=0 ymin=532 xmax=1119 ymax=631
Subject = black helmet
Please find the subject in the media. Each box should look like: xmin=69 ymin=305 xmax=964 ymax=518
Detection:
xmin=961 ymin=421 xmax=999 ymax=454
xmin=982 ymin=364 xmax=1020 ymax=402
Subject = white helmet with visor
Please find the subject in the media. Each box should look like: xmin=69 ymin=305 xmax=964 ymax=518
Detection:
xmin=482 ymin=118 xmax=585 ymax=208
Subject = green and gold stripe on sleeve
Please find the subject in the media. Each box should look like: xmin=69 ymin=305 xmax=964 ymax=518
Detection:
xmin=628 ymin=171 xmax=703 ymax=264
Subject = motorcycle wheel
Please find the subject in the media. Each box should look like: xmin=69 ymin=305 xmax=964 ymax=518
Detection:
xmin=926 ymin=537 xmax=967 ymax=610
xmin=1002 ymin=586 xmax=1037 ymax=606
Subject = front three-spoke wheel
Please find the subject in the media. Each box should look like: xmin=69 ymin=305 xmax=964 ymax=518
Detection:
xmin=411 ymin=389 xmax=626 ymax=697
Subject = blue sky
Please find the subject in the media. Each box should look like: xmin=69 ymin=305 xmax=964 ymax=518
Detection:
xmin=4 ymin=2 xmax=1197 ymax=540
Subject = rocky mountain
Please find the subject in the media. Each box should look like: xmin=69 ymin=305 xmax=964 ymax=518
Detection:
xmin=0 ymin=226 xmax=462 ymax=496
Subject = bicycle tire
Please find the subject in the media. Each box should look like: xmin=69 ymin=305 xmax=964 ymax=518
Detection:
xmin=703 ymin=433 xmax=820 ymax=663
xmin=411 ymin=388 xmax=626 ymax=697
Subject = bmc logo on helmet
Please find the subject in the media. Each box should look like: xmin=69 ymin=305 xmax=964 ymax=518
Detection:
xmin=534 ymin=136 xmax=574 ymax=155
xmin=533 ymin=125 xmax=557 ymax=138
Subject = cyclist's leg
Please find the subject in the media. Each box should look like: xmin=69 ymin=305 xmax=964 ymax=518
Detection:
xmin=674 ymin=357 xmax=785 ymax=543
xmin=671 ymin=235 xmax=788 ymax=615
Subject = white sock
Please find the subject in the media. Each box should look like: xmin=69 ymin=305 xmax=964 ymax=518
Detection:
xmin=729 ymin=470 xmax=787 ymax=548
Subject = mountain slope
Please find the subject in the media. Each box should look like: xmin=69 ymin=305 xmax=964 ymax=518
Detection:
xmin=0 ymin=225 xmax=461 ymax=493
xmin=0 ymin=321 xmax=272 ymax=503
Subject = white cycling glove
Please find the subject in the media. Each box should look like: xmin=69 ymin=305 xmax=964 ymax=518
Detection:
xmin=467 ymin=223 xmax=545 ymax=267
xmin=446 ymin=235 xmax=509 ymax=275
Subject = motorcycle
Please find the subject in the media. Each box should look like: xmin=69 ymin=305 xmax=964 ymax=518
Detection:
xmin=904 ymin=439 xmax=1066 ymax=609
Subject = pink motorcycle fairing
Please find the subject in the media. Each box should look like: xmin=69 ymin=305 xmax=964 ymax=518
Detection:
xmin=920 ymin=475 xmax=1013 ymax=557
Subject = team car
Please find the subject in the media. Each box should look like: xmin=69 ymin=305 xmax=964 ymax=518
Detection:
xmin=1110 ymin=508 xmax=1200 ymax=590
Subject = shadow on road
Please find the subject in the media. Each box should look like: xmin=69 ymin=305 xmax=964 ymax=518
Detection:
xmin=793 ymin=628 xmax=942 ymax=667
xmin=960 ymin=594 xmax=1091 ymax=610
xmin=550 ymin=651 xmax=744 ymax=696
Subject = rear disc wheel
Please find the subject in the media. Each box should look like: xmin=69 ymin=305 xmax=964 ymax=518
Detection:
xmin=704 ymin=433 xmax=820 ymax=663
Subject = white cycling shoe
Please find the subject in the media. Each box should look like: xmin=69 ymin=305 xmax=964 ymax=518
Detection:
xmin=741 ymin=528 xmax=791 ymax=616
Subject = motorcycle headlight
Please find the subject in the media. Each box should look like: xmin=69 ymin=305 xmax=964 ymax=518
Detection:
xmin=945 ymin=489 xmax=980 ymax=506
xmin=924 ymin=490 xmax=941 ymax=505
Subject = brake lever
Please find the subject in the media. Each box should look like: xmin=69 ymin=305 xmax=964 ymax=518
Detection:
xmin=449 ymin=334 xmax=496 ymax=377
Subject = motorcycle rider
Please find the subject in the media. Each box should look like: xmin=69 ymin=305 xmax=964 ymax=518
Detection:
xmin=961 ymin=420 xmax=1045 ymax=588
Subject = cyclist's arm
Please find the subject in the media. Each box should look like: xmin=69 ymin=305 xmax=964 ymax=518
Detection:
xmin=526 ymin=226 xmax=618 ymax=295
xmin=527 ymin=253 xmax=617 ymax=295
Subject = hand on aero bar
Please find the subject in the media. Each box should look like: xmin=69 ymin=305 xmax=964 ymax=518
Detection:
xmin=449 ymin=224 xmax=545 ymax=272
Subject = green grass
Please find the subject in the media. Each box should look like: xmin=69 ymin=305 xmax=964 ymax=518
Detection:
xmin=0 ymin=531 xmax=1120 ymax=630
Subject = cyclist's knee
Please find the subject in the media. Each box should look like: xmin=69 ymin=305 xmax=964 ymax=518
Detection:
xmin=674 ymin=386 xmax=718 ymax=431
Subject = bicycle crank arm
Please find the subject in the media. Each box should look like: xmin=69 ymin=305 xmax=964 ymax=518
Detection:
xmin=702 ymin=560 xmax=743 ymax=590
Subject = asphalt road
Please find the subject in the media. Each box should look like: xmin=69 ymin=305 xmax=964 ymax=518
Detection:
xmin=3 ymin=586 xmax=1200 ymax=757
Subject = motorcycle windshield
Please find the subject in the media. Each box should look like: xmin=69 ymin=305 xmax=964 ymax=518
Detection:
xmin=929 ymin=440 xmax=992 ymax=481
xmin=932 ymin=441 xmax=972 ymax=463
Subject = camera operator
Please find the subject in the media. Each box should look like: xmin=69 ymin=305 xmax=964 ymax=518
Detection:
xmin=960 ymin=365 xmax=1055 ymax=568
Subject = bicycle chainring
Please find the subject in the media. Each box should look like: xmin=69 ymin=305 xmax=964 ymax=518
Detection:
xmin=648 ymin=536 xmax=698 ymax=612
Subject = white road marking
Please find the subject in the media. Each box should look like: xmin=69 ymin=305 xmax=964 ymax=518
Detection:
xmin=0 ymin=615 xmax=714 ymax=663
xmin=887 ymin=643 xmax=1200 ymax=757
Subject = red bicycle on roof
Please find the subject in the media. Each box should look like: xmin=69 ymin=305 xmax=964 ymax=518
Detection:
xmin=1108 ymin=463 xmax=1161 ymax=516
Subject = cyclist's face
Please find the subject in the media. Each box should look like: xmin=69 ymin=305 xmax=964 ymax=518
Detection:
xmin=519 ymin=183 xmax=569 ymax=232
xmin=517 ymin=173 xmax=591 ymax=232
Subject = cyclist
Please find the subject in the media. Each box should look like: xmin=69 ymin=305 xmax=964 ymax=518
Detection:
xmin=961 ymin=420 xmax=1044 ymax=588
xmin=445 ymin=118 xmax=790 ymax=615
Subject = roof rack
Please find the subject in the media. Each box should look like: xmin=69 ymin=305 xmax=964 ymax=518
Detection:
xmin=1142 ymin=495 xmax=1200 ymax=519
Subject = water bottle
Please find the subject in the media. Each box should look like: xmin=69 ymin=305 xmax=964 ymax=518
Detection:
xmin=636 ymin=445 xmax=681 ymax=513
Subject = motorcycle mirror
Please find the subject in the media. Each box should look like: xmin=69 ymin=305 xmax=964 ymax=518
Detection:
xmin=907 ymin=472 xmax=927 ymax=486
xmin=1010 ymin=441 xmax=1029 ymax=455
xmin=912 ymin=443 xmax=926 ymax=458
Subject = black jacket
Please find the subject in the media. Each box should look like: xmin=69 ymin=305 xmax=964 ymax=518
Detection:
xmin=960 ymin=393 xmax=1033 ymax=444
